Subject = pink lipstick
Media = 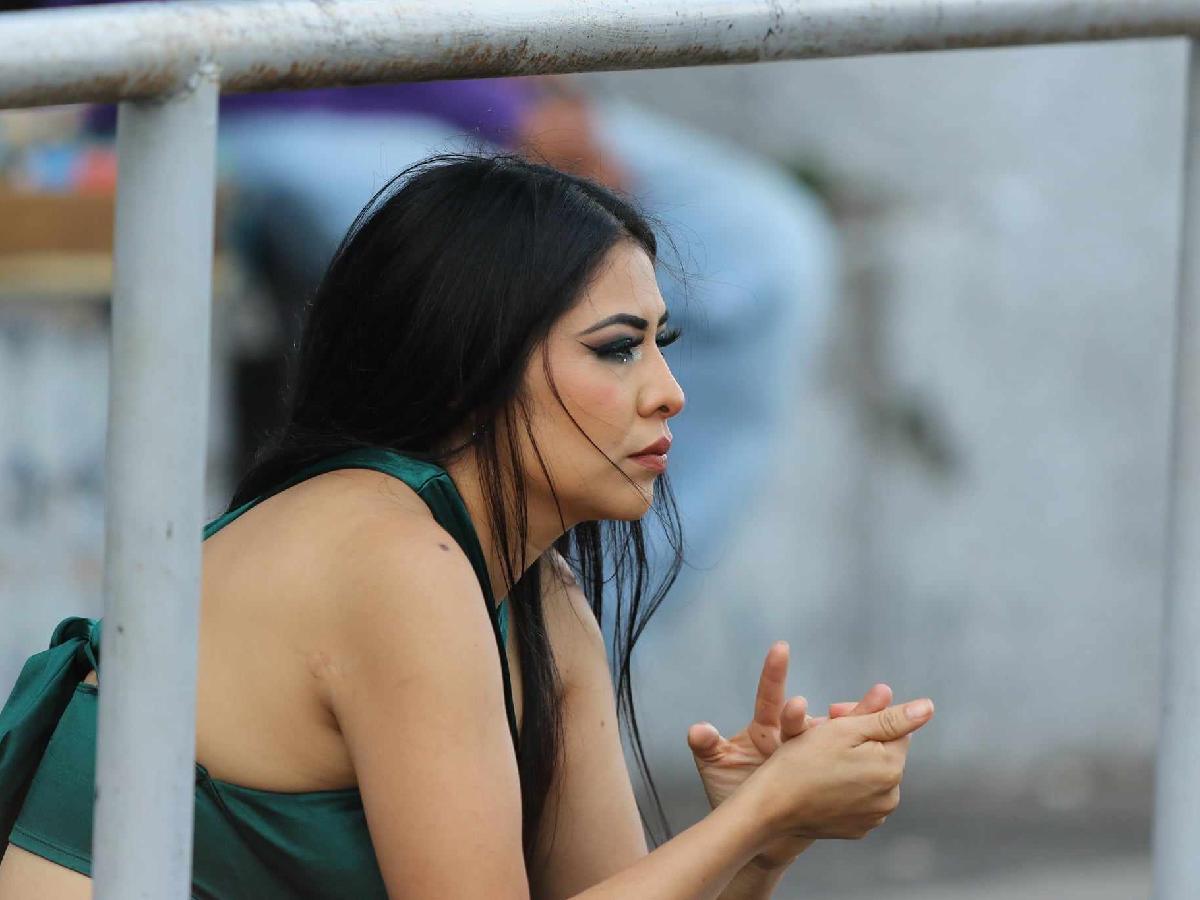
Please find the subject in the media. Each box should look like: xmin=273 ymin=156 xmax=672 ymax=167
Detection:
xmin=629 ymin=436 xmax=671 ymax=474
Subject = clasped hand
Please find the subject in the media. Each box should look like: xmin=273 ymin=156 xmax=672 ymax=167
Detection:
xmin=687 ymin=641 xmax=934 ymax=869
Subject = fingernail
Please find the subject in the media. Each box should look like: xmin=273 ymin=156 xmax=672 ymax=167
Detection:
xmin=904 ymin=700 xmax=932 ymax=720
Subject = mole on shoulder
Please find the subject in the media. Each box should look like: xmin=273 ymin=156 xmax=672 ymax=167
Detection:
xmin=438 ymin=542 xmax=450 ymax=551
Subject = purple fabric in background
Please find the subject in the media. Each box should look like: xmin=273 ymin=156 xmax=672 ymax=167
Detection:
xmin=38 ymin=0 xmax=540 ymax=147
xmin=84 ymin=81 xmax=537 ymax=148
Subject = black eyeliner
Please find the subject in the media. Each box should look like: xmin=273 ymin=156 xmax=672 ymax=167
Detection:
xmin=584 ymin=327 xmax=683 ymax=361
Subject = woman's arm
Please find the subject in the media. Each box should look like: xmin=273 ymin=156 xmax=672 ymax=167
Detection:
xmin=527 ymin=555 xmax=646 ymax=898
xmin=531 ymin=556 xmax=799 ymax=900
xmin=326 ymin=516 xmax=527 ymax=897
xmin=322 ymin=517 xmax=775 ymax=900
xmin=716 ymin=859 xmax=793 ymax=900
xmin=570 ymin=790 xmax=770 ymax=900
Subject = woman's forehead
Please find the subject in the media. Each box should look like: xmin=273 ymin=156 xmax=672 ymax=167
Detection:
xmin=572 ymin=243 xmax=666 ymax=323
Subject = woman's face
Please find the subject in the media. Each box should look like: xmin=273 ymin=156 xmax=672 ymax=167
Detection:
xmin=518 ymin=239 xmax=686 ymax=525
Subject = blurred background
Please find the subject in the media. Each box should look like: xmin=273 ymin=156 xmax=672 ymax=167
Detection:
xmin=1 ymin=27 xmax=1184 ymax=900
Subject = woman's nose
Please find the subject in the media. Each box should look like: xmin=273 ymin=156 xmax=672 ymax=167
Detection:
xmin=644 ymin=358 xmax=686 ymax=418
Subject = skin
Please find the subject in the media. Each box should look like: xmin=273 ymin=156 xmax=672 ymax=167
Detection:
xmin=0 ymin=239 xmax=928 ymax=899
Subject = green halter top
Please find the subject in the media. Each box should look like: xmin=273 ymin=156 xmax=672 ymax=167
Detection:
xmin=0 ymin=448 xmax=518 ymax=899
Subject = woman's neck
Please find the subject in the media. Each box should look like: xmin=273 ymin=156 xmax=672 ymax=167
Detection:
xmin=441 ymin=454 xmax=569 ymax=606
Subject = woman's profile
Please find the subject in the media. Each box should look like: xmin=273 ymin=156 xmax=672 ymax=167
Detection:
xmin=0 ymin=153 xmax=933 ymax=898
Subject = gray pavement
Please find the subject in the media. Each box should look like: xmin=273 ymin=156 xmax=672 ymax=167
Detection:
xmin=809 ymin=858 xmax=1149 ymax=900
xmin=655 ymin=765 xmax=1153 ymax=900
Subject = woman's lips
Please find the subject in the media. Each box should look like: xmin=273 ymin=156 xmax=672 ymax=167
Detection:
xmin=629 ymin=453 xmax=667 ymax=474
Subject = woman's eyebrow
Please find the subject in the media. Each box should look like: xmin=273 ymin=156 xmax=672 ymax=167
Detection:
xmin=577 ymin=310 xmax=670 ymax=336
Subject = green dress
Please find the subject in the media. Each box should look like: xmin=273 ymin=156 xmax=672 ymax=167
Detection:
xmin=0 ymin=448 xmax=518 ymax=899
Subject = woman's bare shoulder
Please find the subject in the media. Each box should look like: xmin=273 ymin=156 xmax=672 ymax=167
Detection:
xmin=301 ymin=468 xmax=481 ymax=604
xmin=217 ymin=467 xmax=481 ymax=634
xmin=277 ymin=468 xmax=495 ymax=708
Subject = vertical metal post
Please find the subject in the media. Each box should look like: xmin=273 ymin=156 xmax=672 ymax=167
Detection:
xmin=92 ymin=66 xmax=219 ymax=900
xmin=1154 ymin=38 xmax=1200 ymax=900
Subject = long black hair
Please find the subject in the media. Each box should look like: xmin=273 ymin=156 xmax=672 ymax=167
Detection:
xmin=227 ymin=153 xmax=685 ymax=864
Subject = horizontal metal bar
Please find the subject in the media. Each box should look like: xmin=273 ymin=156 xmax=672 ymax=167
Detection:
xmin=0 ymin=0 xmax=1197 ymax=110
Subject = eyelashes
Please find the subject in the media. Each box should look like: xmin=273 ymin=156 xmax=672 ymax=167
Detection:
xmin=593 ymin=327 xmax=682 ymax=364
xmin=657 ymin=327 xmax=682 ymax=349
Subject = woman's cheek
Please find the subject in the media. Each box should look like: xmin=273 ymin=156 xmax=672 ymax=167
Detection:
xmin=576 ymin=380 xmax=627 ymax=433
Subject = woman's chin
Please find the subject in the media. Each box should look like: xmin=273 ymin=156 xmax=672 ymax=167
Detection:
xmin=572 ymin=467 xmax=657 ymax=522
xmin=608 ymin=485 xmax=656 ymax=521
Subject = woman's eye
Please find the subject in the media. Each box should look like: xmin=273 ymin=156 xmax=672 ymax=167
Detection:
xmin=595 ymin=338 xmax=642 ymax=364
xmin=593 ymin=327 xmax=682 ymax=364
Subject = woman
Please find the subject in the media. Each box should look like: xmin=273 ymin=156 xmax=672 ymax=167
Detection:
xmin=0 ymin=154 xmax=933 ymax=898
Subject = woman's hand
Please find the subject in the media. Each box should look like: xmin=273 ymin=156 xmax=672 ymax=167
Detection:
xmin=686 ymin=642 xmax=896 ymax=867
xmin=743 ymin=695 xmax=933 ymax=846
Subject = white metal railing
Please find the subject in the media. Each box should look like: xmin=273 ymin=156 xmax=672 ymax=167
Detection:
xmin=2 ymin=0 xmax=1200 ymax=107
xmin=0 ymin=2 xmax=1196 ymax=898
